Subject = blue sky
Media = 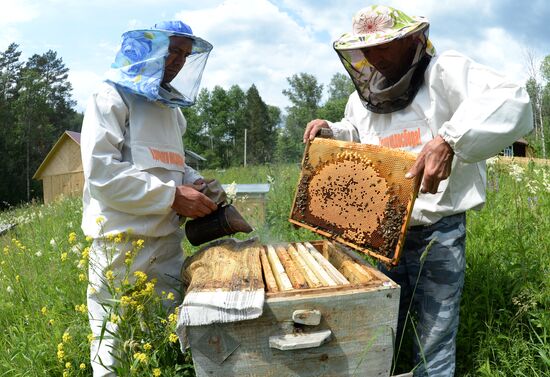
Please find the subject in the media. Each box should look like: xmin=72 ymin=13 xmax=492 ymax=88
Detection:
xmin=2 ymin=0 xmax=549 ymax=112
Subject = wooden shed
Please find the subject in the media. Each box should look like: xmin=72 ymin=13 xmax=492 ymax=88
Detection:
xmin=33 ymin=131 xmax=84 ymax=204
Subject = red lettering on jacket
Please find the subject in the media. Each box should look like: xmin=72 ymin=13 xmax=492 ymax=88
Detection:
xmin=380 ymin=128 xmax=421 ymax=148
xmin=148 ymin=147 xmax=185 ymax=167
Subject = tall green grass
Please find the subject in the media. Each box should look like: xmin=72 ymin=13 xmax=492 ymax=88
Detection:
xmin=0 ymin=160 xmax=548 ymax=376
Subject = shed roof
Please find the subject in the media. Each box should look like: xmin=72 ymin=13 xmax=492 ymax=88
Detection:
xmin=33 ymin=131 xmax=81 ymax=179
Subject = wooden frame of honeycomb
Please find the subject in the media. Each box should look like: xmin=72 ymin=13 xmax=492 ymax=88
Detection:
xmin=290 ymin=138 xmax=421 ymax=266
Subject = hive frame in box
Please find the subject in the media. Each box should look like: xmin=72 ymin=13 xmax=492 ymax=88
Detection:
xmin=289 ymin=138 xmax=420 ymax=266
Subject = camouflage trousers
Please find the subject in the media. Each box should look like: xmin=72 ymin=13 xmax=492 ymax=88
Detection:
xmin=379 ymin=212 xmax=466 ymax=377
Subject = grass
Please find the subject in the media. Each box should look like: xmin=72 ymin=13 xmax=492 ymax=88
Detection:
xmin=0 ymin=160 xmax=548 ymax=376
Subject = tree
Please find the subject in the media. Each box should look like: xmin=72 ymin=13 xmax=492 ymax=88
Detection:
xmin=277 ymin=73 xmax=323 ymax=162
xmin=327 ymin=72 xmax=355 ymax=101
xmin=244 ymin=85 xmax=276 ymax=165
xmin=0 ymin=46 xmax=80 ymax=207
xmin=525 ymin=51 xmax=548 ymax=158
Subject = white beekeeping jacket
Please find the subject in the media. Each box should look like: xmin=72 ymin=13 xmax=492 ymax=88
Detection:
xmin=81 ymin=82 xmax=202 ymax=238
xmin=328 ymin=50 xmax=533 ymax=226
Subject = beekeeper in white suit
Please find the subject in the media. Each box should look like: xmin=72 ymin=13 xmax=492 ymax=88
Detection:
xmin=80 ymin=21 xmax=216 ymax=376
xmin=303 ymin=5 xmax=533 ymax=377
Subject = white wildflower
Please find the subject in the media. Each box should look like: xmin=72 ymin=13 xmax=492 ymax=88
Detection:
xmin=6 ymin=286 xmax=13 ymax=294
xmin=50 ymin=239 xmax=57 ymax=248
xmin=35 ymin=250 xmax=43 ymax=257
xmin=508 ymin=163 xmax=524 ymax=182
xmin=486 ymin=156 xmax=498 ymax=166
xmin=266 ymin=175 xmax=274 ymax=184
xmin=225 ymin=181 xmax=238 ymax=204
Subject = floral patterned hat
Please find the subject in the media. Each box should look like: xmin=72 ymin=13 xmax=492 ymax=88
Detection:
xmin=105 ymin=21 xmax=212 ymax=108
xmin=334 ymin=5 xmax=434 ymax=53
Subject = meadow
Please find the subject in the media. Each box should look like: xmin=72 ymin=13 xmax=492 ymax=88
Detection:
xmin=0 ymin=160 xmax=548 ymax=376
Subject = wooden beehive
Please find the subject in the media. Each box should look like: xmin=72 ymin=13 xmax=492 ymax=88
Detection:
xmin=186 ymin=240 xmax=399 ymax=377
xmin=290 ymin=138 xmax=420 ymax=266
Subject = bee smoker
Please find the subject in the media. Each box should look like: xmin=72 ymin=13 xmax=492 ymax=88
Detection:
xmin=184 ymin=180 xmax=253 ymax=246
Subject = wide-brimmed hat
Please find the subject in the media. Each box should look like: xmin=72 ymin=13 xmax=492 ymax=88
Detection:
xmin=334 ymin=5 xmax=430 ymax=51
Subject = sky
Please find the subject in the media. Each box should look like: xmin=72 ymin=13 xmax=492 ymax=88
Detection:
xmin=1 ymin=0 xmax=549 ymax=112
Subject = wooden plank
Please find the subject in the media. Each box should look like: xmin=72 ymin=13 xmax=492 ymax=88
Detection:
xmin=265 ymin=245 xmax=293 ymax=291
xmin=260 ymin=247 xmax=279 ymax=293
xmin=304 ymin=242 xmax=350 ymax=285
xmin=275 ymin=245 xmax=309 ymax=289
xmin=295 ymin=243 xmax=337 ymax=287
xmin=323 ymin=241 xmax=373 ymax=285
xmin=287 ymin=244 xmax=323 ymax=288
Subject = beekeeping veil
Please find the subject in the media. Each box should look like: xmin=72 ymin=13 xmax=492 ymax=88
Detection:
xmin=333 ymin=5 xmax=435 ymax=114
xmin=106 ymin=21 xmax=212 ymax=107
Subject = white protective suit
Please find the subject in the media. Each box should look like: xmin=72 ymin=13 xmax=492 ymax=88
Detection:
xmin=81 ymin=81 xmax=202 ymax=376
xmin=328 ymin=50 xmax=533 ymax=226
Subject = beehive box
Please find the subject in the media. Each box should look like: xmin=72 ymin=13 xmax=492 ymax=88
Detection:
xmin=290 ymin=138 xmax=420 ymax=266
xmin=186 ymin=240 xmax=400 ymax=377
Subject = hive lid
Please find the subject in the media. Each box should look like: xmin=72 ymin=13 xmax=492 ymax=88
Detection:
xmin=289 ymin=138 xmax=420 ymax=266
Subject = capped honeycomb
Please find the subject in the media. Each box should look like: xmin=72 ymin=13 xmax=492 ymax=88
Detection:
xmin=290 ymin=138 xmax=420 ymax=265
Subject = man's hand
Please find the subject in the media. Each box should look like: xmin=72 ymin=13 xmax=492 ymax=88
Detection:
xmin=303 ymin=119 xmax=330 ymax=143
xmin=405 ymin=135 xmax=454 ymax=194
xmin=171 ymin=184 xmax=217 ymax=218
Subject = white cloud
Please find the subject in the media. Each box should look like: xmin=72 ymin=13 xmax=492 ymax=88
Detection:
xmin=0 ymin=0 xmax=39 ymax=25
xmin=175 ymin=0 xmax=342 ymax=108
xmin=68 ymin=69 xmax=103 ymax=112
xmin=439 ymin=27 xmax=530 ymax=85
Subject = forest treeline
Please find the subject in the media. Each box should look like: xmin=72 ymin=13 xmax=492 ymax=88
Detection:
xmin=1 ymin=43 xmax=548 ymax=208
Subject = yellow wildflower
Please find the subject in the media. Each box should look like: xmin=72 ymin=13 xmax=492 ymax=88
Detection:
xmin=81 ymin=247 xmax=90 ymax=259
xmin=143 ymin=342 xmax=152 ymax=351
xmin=105 ymin=270 xmax=115 ymax=281
xmin=153 ymin=368 xmax=161 ymax=377
xmin=78 ymin=273 xmax=86 ymax=282
xmin=134 ymin=270 xmax=147 ymax=284
xmin=85 ymin=236 xmax=93 ymax=243
xmin=57 ymin=349 xmax=65 ymax=361
xmin=65 ymin=361 xmax=72 ymax=369
xmin=68 ymin=232 xmax=77 ymax=244
xmin=48 ymin=319 xmax=55 ymax=326
xmin=136 ymin=239 xmax=145 ymax=247
xmin=166 ymin=292 xmax=175 ymax=301
xmin=168 ymin=313 xmax=177 ymax=325
xmin=15 ymin=275 xmax=20 ymax=282
xmin=87 ymin=333 xmax=95 ymax=343
xmin=136 ymin=304 xmax=145 ymax=313
xmin=133 ymin=352 xmax=148 ymax=364
xmin=168 ymin=333 xmax=179 ymax=343
xmin=60 ymin=252 xmax=68 ymax=262
xmin=75 ymin=304 xmax=87 ymax=314
xmin=41 ymin=306 xmax=47 ymax=316
xmin=114 ymin=233 xmax=123 ymax=243
xmin=120 ymin=296 xmax=132 ymax=307
xmin=62 ymin=371 xmax=69 ymax=377
xmin=95 ymin=216 xmax=105 ymax=225
xmin=110 ymin=313 xmax=120 ymax=324
xmin=79 ymin=363 xmax=86 ymax=370
xmin=57 ymin=343 xmax=64 ymax=351
xmin=62 ymin=332 xmax=71 ymax=343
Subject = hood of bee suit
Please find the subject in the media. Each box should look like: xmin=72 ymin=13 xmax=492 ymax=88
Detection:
xmin=333 ymin=5 xmax=435 ymax=114
xmin=105 ymin=20 xmax=212 ymax=108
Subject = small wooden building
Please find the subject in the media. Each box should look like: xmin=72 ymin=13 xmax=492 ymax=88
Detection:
xmin=33 ymin=131 xmax=84 ymax=204
xmin=34 ymin=131 xmax=208 ymax=204
xmin=503 ymin=138 xmax=534 ymax=158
